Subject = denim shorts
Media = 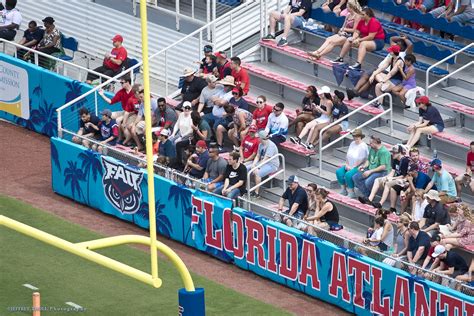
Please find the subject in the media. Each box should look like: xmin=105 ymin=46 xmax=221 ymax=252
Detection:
xmin=257 ymin=164 xmax=278 ymax=178
xmin=292 ymin=16 xmax=306 ymax=29
xmin=374 ymin=39 xmax=385 ymax=51
xmin=435 ymin=124 xmax=444 ymax=132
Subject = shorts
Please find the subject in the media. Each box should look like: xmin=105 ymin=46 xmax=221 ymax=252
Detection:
xmin=257 ymin=164 xmax=278 ymax=178
xmin=390 ymin=78 xmax=402 ymax=85
xmin=392 ymin=184 xmax=407 ymax=195
xmin=374 ymin=39 xmax=385 ymax=51
xmin=136 ymin=120 xmax=146 ymax=134
xmin=339 ymin=120 xmax=349 ymax=131
xmin=280 ymin=15 xmax=305 ymax=29
xmin=202 ymin=178 xmax=223 ymax=189
xmin=123 ymin=113 xmax=137 ymax=127
xmin=435 ymin=124 xmax=444 ymax=132
xmin=421 ymin=0 xmax=435 ymax=11
xmin=378 ymin=242 xmax=388 ymax=252
xmin=452 ymin=270 xmax=469 ymax=278
xmin=112 ymin=111 xmax=124 ymax=120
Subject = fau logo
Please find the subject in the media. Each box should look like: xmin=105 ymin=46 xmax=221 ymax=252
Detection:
xmin=101 ymin=157 xmax=144 ymax=214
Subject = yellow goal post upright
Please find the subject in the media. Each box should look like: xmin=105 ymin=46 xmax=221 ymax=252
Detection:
xmin=0 ymin=1 xmax=205 ymax=315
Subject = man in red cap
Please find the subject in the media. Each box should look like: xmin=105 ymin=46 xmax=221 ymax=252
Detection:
xmin=214 ymin=51 xmax=232 ymax=79
xmin=86 ymin=34 xmax=128 ymax=84
xmin=406 ymin=96 xmax=444 ymax=149
xmin=184 ymin=140 xmax=210 ymax=178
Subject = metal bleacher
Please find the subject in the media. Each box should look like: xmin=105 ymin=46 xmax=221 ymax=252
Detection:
xmin=16 ymin=0 xmax=205 ymax=84
xmin=235 ymin=3 xmax=474 ymax=260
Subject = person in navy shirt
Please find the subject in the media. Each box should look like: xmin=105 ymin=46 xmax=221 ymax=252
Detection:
xmin=277 ymin=175 xmax=309 ymax=227
xmin=157 ymin=128 xmax=176 ymax=166
xmin=392 ymin=163 xmax=432 ymax=213
xmin=92 ymin=109 xmax=118 ymax=154
xmin=185 ymin=140 xmax=210 ymax=178
xmin=406 ymin=96 xmax=444 ymax=148
xmin=407 ymin=221 xmax=431 ymax=267
xmin=228 ymin=87 xmax=249 ymax=111
xmin=17 ymin=20 xmax=44 ymax=60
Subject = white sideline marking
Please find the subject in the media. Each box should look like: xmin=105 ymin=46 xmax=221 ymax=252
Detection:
xmin=22 ymin=284 xmax=39 ymax=290
xmin=65 ymin=302 xmax=83 ymax=309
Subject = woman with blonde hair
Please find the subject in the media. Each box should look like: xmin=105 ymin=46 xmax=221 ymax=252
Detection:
xmin=307 ymin=0 xmax=363 ymax=60
xmin=392 ymin=212 xmax=412 ymax=258
xmin=441 ymin=204 xmax=474 ymax=250
xmin=411 ymin=188 xmax=428 ymax=221
xmin=306 ymin=188 xmax=340 ymax=234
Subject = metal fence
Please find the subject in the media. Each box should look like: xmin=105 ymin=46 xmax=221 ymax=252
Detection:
xmin=237 ymin=198 xmax=474 ymax=296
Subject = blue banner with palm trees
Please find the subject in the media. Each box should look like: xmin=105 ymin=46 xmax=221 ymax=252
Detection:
xmin=51 ymin=137 xmax=473 ymax=314
xmin=0 ymin=53 xmax=99 ymax=137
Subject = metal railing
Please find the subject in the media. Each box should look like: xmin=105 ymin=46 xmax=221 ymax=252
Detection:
xmin=237 ymin=198 xmax=474 ymax=296
xmin=0 ymin=39 xmax=121 ymax=84
xmin=246 ymin=153 xmax=286 ymax=200
xmin=56 ymin=1 xmax=258 ymax=135
xmin=426 ymin=42 xmax=474 ymax=97
xmin=318 ymin=93 xmax=393 ymax=175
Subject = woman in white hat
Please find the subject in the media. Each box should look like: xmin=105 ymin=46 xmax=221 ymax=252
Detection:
xmin=290 ymin=86 xmax=333 ymax=150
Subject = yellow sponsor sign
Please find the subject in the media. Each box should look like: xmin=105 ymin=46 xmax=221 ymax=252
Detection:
xmin=0 ymin=60 xmax=29 ymax=119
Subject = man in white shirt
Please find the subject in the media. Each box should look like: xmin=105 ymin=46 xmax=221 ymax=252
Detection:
xmin=0 ymin=0 xmax=22 ymax=41
xmin=265 ymin=102 xmax=289 ymax=145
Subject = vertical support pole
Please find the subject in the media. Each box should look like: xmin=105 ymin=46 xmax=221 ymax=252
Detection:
xmin=191 ymin=0 xmax=195 ymax=19
xmin=139 ymin=0 xmax=160 ymax=287
xmin=206 ymin=0 xmax=211 ymax=40
xmin=57 ymin=110 xmax=62 ymax=138
xmin=176 ymin=0 xmax=180 ymax=31
xmin=94 ymin=90 xmax=98 ymax=116
xmin=164 ymin=51 xmax=169 ymax=96
xmin=212 ymin=0 xmax=217 ymax=46
xmin=229 ymin=13 xmax=233 ymax=57
xmin=34 ymin=52 xmax=39 ymax=66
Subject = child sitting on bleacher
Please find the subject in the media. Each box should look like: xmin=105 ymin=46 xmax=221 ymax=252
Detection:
xmin=392 ymin=54 xmax=417 ymax=107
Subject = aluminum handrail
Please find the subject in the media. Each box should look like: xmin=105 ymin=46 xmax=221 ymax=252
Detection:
xmin=246 ymin=153 xmax=286 ymax=199
xmin=425 ymin=42 xmax=474 ymax=96
xmin=318 ymin=93 xmax=393 ymax=175
xmin=238 ymin=197 xmax=473 ymax=294
xmin=0 ymin=39 xmax=113 ymax=82
xmin=56 ymin=0 xmax=257 ymax=117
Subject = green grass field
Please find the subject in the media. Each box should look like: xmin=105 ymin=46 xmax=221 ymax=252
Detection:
xmin=0 ymin=195 xmax=289 ymax=315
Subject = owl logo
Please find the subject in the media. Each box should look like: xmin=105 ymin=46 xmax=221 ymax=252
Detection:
xmin=101 ymin=157 xmax=144 ymax=214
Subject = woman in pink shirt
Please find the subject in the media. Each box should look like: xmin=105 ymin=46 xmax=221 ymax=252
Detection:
xmin=334 ymin=7 xmax=385 ymax=70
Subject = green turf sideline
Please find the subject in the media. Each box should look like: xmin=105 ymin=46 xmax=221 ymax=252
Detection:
xmin=0 ymin=195 xmax=289 ymax=315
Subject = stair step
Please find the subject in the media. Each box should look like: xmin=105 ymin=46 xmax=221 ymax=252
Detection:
xmin=297 ymin=166 xmax=339 ymax=189
xmin=371 ymin=126 xmax=409 ymax=144
xmin=441 ymin=86 xmax=474 ymax=106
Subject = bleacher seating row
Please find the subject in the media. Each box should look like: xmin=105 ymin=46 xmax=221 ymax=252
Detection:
xmin=367 ymin=0 xmax=474 ymax=40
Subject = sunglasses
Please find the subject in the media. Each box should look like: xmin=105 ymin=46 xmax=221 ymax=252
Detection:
xmin=273 ymin=107 xmax=282 ymax=112
xmin=183 ymin=107 xmax=192 ymax=111
xmin=232 ymin=92 xmax=239 ymax=95
xmin=409 ymin=147 xmax=419 ymax=152
xmin=256 ymin=100 xmax=264 ymax=104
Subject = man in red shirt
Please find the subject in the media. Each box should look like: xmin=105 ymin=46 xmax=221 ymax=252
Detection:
xmin=252 ymin=95 xmax=272 ymax=131
xmin=239 ymin=125 xmax=260 ymax=168
xmin=214 ymin=51 xmax=232 ymax=79
xmin=86 ymin=34 xmax=128 ymax=84
xmin=455 ymin=141 xmax=474 ymax=198
xmin=98 ymin=79 xmax=139 ymax=142
xmin=230 ymin=57 xmax=250 ymax=95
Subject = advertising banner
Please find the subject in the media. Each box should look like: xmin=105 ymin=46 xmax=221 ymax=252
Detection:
xmin=51 ymin=137 xmax=474 ymax=314
xmin=0 ymin=53 xmax=100 ymax=137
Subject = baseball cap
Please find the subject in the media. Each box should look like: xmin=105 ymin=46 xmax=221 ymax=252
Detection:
xmin=287 ymin=175 xmax=299 ymax=183
xmin=319 ymin=86 xmax=330 ymax=94
xmin=112 ymin=34 xmax=124 ymax=43
xmin=248 ymin=125 xmax=257 ymax=133
xmin=391 ymin=144 xmax=406 ymax=154
xmin=214 ymin=51 xmax=227 ymax=59
xmin=231 ymin=87 xmax=240 ymax=94
xmin=100 ymin=109 xmax=112 ymax=117
xmin=160 ymin=129 xmax=171 ymax=137
xmin=431 ymin=245 xmax=446 ymax=258
xmin=431 ymin=233 xmax=441 ymax=243
xmin=430 ymin=158 xmax=442 ymax=167
xmin=182 ymin=101 xmax=192 ymax=110
xmin=196 ymin=140 xmax=207 ymax=149
xmin=415 ymin=96 xmax=430 ymax=104
xmin=42 ymin=17 xmax=55 ymax=24
xmin=257 ymin=130 xmax=269 ymax=139
xmin=203 ymin=45 xmax=213 ymax=53
xmin=387 ymin=45 xmax=401 ymax=53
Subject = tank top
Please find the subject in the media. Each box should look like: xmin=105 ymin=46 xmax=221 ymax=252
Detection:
xmin=317 ymin=100 xmax=332 ymax=123
xmin=382 ymin=223 xmax=394 ymax=248
xmin=320 ymin=200 xmax=339 ymax=223
xmin=345 ymin=14 xmax=355 ymax=30
xmin=389 ymin=56 xmax=404 ymax=82
xmin=395 ymin=228 xmax=407 ymax=253
xmin=402 ymin=65 xmax=416 ymax=89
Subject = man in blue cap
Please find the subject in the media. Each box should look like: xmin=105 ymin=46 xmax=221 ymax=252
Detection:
xmin=424 ymin=158 xmax=457 ymax=202
xmin=276 ymin=175 xmax=308 ymax=228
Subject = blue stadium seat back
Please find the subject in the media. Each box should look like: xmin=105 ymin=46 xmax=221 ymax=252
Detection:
xmin=310 ymin=8 xmax=344 ymax=28
xmin=463 ymin=25 xmax=474 ymax=41
xmin=59 ymin=34 xmax=78 ymax=61
xmin=413 ymin=41 xmax=455 ymax=64
xmin=125 ymin=58 xmax=140 ymax=75
xmin=217 ymin=0 xmax=240 ymax=6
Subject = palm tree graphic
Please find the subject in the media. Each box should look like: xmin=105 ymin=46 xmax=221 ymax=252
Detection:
xmin=64 ymin=160 xmax=86 ymax=201
xmin=79 ymin=150 xmax=103 ymax=204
